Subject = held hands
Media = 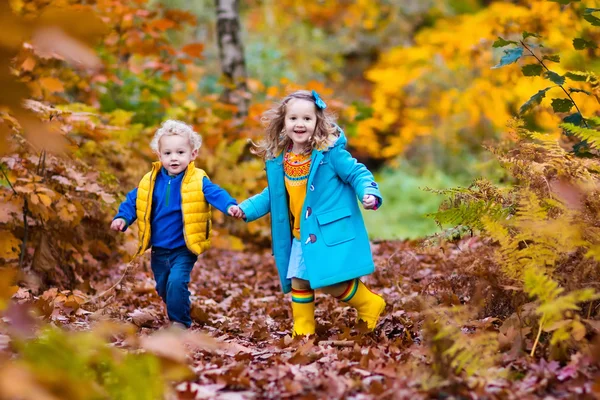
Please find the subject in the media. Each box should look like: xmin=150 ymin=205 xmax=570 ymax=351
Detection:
xmin=362 ymin=194 xmax=378 ymax=210
xmin=110 ymin=218 xmax=127 ymax=231
xmin=228 ymin=205 xmax=246 ymax=219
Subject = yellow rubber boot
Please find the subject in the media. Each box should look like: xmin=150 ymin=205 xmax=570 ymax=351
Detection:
xmin=339 ymin=280 xmax=386 ymax=331
xmin=291 ymin=301 xmax=316 ymax=337
xmin=291 ymin=289 xmax=316 ymax=337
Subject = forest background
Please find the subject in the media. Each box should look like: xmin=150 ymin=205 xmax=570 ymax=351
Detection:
xmin=2 ymin=0 xmax=600 ymax=398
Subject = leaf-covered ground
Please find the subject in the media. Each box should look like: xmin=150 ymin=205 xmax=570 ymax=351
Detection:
xmin=12 ymin=239 xmax=600 ymax=399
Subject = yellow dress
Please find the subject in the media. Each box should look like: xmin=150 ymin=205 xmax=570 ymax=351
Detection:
xmin=284 ymin=148 xmax=311 ymax=240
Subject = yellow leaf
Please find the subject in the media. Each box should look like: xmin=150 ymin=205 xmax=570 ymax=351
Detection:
xmin=0 ymin=124 xmax=9 ymax=155
xmin=21 ymin=57 xmax=36 ymax=72
xmin=37 ymin=193 xmax=52 ymax=207
xmin=0 ymin=232 xmax=21 ymax=260
xmin=39 ymin=77 xmax=64 ymax=93
xmin=0 ymin=268 xmax=18 ymax=311
xmin=571 ymin=320 xmax=587 ymax=341
xmin=57 ymin=204 xmax=75 ymax=223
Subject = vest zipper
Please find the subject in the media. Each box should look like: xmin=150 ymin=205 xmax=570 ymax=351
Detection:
xmin=181 ymin=168 xmax=191 ymax=253
xmin=138 ymin=167 xmax=156 ymax=254
xmin=166 ymin=178 xmax=171 ymax=207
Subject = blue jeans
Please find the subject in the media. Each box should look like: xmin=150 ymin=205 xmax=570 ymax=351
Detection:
xmin=150 ymin=246 xmax=197 ymax=327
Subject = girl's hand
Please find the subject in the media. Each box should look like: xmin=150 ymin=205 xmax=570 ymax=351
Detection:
xmin=111 ymin=218 xmax=127 ymax=231
xmin=362 ymin=194 xmax=378 ymax=210
xmin=228 ymin=205 xmax=246 ymax=219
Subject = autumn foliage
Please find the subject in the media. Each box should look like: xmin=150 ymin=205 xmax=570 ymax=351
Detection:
xmin=2 ymin=0 xmax=600 ymax=398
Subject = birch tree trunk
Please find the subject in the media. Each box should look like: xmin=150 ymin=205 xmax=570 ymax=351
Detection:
xmin=215 ymin=0 xmax=249 ymax=117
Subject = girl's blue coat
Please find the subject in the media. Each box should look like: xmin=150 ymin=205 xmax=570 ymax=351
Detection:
xmin=239 ymin=131 xmax=382 ymax=294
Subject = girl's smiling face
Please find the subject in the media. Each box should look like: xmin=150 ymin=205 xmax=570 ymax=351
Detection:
xmin=284 ymin=98 xmax=317 ymax=153
xmin=157 ymin=134 xmax=198 ymax=175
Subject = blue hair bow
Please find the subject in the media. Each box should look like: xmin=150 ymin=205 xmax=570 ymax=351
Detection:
xmin=312 ymin=90 xmax=327 ymax=110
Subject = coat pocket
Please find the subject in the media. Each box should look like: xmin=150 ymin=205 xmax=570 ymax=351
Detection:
xmin=316 ymin=207 xmax=355 ymax=246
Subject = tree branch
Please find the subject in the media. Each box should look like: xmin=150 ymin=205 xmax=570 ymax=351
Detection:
xmin=520 ymin=40 xmax=589 ymax=128
xmin=0 ymin=167 xmax=17 ymax=195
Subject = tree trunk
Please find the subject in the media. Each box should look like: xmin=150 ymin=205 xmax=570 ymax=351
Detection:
xmin=215 ymin=0 xmax=249 ymax=117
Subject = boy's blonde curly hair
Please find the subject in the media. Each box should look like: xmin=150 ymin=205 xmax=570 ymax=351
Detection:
xmin=150 ymin=120 xmax=202 ymax=152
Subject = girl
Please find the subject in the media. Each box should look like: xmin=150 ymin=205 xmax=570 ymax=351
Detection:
xmin=238 ymin=90 xmax=386 ymax=336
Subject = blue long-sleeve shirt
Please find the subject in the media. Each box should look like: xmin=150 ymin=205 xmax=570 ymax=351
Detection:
xmin=114 ymin=168 xmax=237 ymax=249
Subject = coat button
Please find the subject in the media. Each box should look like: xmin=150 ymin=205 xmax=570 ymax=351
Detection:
xmin=309 ymin=185 xmax=315 ymax=191
xmin=309 ymin=234 xmax=317 ymax=243
xmin=319 ymin=160 xmax=324 ymax=165
xmin=305 ymin=207 xmax=312 ymax=219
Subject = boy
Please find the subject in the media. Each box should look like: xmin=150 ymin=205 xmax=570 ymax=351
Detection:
xmin=111 ymin=120 xmax=244 ymax=328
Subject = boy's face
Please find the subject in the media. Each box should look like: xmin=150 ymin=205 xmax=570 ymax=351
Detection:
xmin=157 ymin=134 xmax=197 ymax=175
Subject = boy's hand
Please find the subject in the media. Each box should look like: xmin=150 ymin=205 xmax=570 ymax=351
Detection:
xmin=111 ymin=218 xmax=127 ymax=231
xmin=362 ymin=194 xmax=378 ymax=210
xmin=228 ymin=205 xmax=246 ymax=219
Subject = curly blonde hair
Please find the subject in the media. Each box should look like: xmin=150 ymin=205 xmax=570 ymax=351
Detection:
xmin=150 ymin=120 xmax=202 ymax=152
xmin=251 ymin=90 xmax=339 ymax=159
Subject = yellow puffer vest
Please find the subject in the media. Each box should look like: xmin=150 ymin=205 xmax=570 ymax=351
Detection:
xmin=135 ymin=161 xmax=211 ymax=256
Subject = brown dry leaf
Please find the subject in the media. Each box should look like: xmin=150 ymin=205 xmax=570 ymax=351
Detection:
xmin=0 ymin=364 xmax=58 ymax=400
xmin=140 ymin=330 xmax=189 ymax=363
xmin=36 ymin=7 xmax=107 ymax=45
xmin=32 ymin=234 xmax=56 ymax=272
xmin=32 ymin=27 xmax=101 ymax=71
xmin=128 ymin=308 xmax=156 ymax=327
xmin=3 ymin=302 xmax=38 ymax=337
xmin=217 ymin=341 xmax=253 ymax=356
xmin=583 ymin=319 xmax=600 ymax=333
xmin=0 ymin=2 xmax=31 ymax=51
xmin=99 ymin=191 xmax=115 ymax=204
xmin=16 ymin=112 xmax=67 ymax=153
xmin=178 ymin=383 xmax=226 ymax=400
xmin=0 ymin=195 xmax=23 ymax=223
xmin=182 ymin=331 xmax=221 ymax=353
xmin=550 ymin=179 xmax=584 ymax=211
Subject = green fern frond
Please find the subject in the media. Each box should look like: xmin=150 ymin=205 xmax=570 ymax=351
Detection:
xmin=587 ymin=116 xmax=600 ymax=127
xmin=523 ymin=267 xmax=563 ymax=304
xmin=446 ymin=332 xmax=499 ymax=377
xmin=428 ymin=199 xmax=508 ymax=230
xmin=585 ymin=245 xmax=600 ymax=261
xmin=427 ymin=306 xmax=502 ymax=379
xmin=514 ymin=190 xmax=547 ymax=225
xmin=561 ymin=123 xmax=600 ymax=149
xmin=537 ymin=288 xmax=597 ymax=320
